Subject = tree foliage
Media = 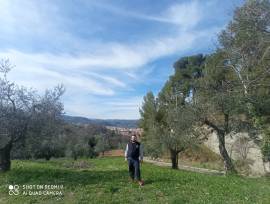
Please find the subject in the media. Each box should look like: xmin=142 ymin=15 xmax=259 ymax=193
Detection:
xmin=140 ymin=0 xmax=270 ymax=172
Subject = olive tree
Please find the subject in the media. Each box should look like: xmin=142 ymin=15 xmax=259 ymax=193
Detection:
xmin=0 ymin=59 xmax=65 ymax=170
xmin=0 ymin=60 xmax=37 ymax=171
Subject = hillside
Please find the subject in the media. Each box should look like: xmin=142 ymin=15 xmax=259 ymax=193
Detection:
xmin=62 ymin=115 xmax=139 ymax=128
xmin=0 ymin=157 xmax=269 ymax=204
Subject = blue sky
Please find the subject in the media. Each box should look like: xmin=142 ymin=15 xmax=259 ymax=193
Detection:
xmin=0 ymin=0 xmax=244 ymax=119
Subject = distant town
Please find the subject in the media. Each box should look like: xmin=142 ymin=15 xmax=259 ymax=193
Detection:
xmin=106 ymin=126 xmax=143 ymax=140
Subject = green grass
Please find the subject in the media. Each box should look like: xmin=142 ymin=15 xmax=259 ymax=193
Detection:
xmin=0 ymin=157 xmax=269 ymax=204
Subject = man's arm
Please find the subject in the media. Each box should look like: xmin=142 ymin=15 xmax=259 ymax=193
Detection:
xmin=139 ymin=144 xmax=143 ymax=161
xmin=124 ymin=144 xmax=128 ymax=160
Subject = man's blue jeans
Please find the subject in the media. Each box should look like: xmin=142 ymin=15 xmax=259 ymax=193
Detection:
xmin=127 ymin=157 xmax=141 ymax=180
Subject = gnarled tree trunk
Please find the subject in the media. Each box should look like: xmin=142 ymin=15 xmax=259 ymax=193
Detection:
xmin=45 ymin=155 xmax=51 ymax=161
xmin=0 ymin=142 xmax=12 ymax=172
xmin=170 ymin=149 xmax=179 ymax=169
xmin=205 ymin=118 xmax=236 ymax=173
xmin=217 ymin=133 xmax=236 ymax=173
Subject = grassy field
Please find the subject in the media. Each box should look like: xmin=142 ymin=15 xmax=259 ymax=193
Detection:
xmin=0 ymin=157 xmax=269 ymax=204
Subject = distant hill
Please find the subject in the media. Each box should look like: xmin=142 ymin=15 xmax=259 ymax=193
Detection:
xmin=62 ymin=115 xmax=139 ymax=128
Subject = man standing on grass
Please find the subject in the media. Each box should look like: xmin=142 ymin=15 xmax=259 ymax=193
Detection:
xmin=125 ymin=135 xmax=144 ymax=186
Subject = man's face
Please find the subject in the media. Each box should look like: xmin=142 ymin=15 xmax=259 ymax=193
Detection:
xmin=131 ymin=135 xmax=137 ymax=142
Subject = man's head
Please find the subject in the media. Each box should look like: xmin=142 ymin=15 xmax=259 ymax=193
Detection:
xmin=131 ymin=135 xmax=137 ymax=143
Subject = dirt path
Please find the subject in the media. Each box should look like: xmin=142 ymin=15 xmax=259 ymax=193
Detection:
xmin=144 ymin=157 xmax=225 ymax=176
xmin=101 ymin=149 xmax=225 ymax=176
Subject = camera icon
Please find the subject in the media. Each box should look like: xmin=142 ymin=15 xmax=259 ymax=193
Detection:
xmin=8 ymin=185 xmax=19 ymax=195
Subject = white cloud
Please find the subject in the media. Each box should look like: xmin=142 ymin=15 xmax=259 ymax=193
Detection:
xmin=90 ymin=1 xmax=202 ymax=29
xmin=0 ymin=24 xmax=219 ymax=119
xmin=0 ymin=0 xmax=225 ymax=119
xmin=0 ymin=50 xmax=116 ymax=96
xmin=86 ymin=72 xmax=126 ymax=88
xmin=0 ymin=25 xmax=215 ymax=97
xmin=0 ymin=30 xmax=198 ymax=70
xmin=0 ymin=1 xmax=57 ymax=35
xmin=64 ymin=96 xmax=143 ymax=119
xmin=162 ymin=1 xmax=201 ymax=28
xmin=0 ymin=0 xmax=212 ymax=73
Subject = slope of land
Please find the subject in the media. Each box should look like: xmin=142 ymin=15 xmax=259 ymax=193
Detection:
xmin=63 ymin=115 xmax=139 ymax=128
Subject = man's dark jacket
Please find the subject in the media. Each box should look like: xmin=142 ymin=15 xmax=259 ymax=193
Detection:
xmin=127 ymin=141 xmax=141 ymax=160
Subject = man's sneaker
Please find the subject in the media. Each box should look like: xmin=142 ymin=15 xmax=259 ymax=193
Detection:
xmin=138 ymin=180 xmax=144 ymax=186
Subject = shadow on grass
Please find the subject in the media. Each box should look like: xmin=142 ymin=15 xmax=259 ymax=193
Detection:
xmin=4 ymin=167 xmax=129 ymax=187
xmin=142 ymin=178 xmax=170 ymax=185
